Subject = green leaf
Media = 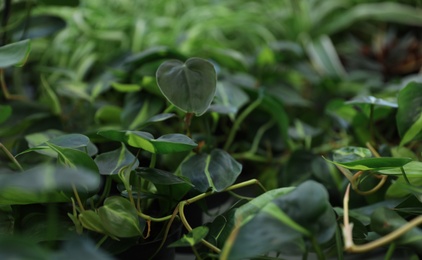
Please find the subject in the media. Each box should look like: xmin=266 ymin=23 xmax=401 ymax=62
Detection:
xmin=95 ymin=145 xmax=139 ymax=175
xmin=0 ymin=40 xmax=31 ymax=68
xmin=169 ymin=226 xmax=209 ymax=248
xmin=0 ymin=235 xmax=49 ymax=259
xmin=371 ymin=207 xmax=422 ymax=255
xmin=98 ymin=196 xmax=143 ymax=238
xmin=97 ymin=130 xmax=197 ymax=154
xmin=332 ymin=146 xmax=373 ymax=163
xmin=47 ymin=143 xmax=99 ymax=174
xmin=326 ymin=156 xmax=412 ymax=171
xmin=379 ymin=161 xmax=422 ymax=176
xmin=346 ymin=96 xmax=398 ymax=108
xmin=111 ymin=82 xmax=142 ymax=92
xmin=397 ymin=82 xmax=422 ymax=145
xmin=223 ymin=181 xmax=336 ymax=260
xmin=136 ymin=167 xmax=191 ymax=186
xmin=181 ymin=149 xmax=242 ymax=193
xmin=137 ymin=113 xmax=176 ymax=129
xmin=0 ymin=105 xmax=12 ymax=124
xmin=79 ymin=210 xmax=108 ymax=235
xmin=214 ymin=82 xmax=249 ymax=118
xmin=0 ymin=164 xmax=100 ymax=205
xmin=95 ymin=105 xmax=122 ymax=125
xmin=156 ymin=57 xmax=217 ymax=116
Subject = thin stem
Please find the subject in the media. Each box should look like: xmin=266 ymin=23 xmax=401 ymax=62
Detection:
xmin=223 ymin=95 xmax=263 ymax=151
xmin=0 ymin=143 xmax=24 ymax=171
xmin=96 ymin=176 xmax=112 ymax=207
xmin=225 ymin=179 xmax=267 ymax=193
xmin=0 ymin=69 xmax=25 ymax=100
xmin=150 ymin=206 xmax=180 ymax=259
xmin=95 ymin=235 xmax=108 ymax=249
xmin=366 ymin=142 xmax=380 ymax=158
xmin=249 ymin=119 xmax=275 ymax=155
xmin=72 ymin=184 xmax=85 ymax=212
xmin=184 ymin=112 xmax=193 ymax=137
xmin=137 ymin=211 xmax=172 ymax=222
xmin=191 ymin=245 xmax=203 ymax=260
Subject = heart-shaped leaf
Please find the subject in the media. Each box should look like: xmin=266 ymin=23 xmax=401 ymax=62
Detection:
xmin=156 ymin=57 xmax=217 ymax=116
xmin=181 ymin=149 xmax=242 ymax=192
xmin=98 ymin=196 xmax=144 ymax=238
xmin=0 ymin=40 xmax=31 ymax=68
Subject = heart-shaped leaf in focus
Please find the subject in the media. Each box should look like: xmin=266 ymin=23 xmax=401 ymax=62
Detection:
xmin=181 ymin=149 xmax=242 ymax=193
xmin=156 ymin=57 xmax=217 ymax=116
xmin=98 ymin=196 xmax=144 ymax=238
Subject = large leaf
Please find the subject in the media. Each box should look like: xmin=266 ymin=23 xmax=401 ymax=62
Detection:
xmin=181 ymin=149 xmax=242 ymax=193
xmin=223 ymin=181 xmax=336 ymax=259
xmin=95 ymin=145 xmax=139 ymax=175
xmin=397 ymin=82 xmax=422 ymax=146
xmin=156 ymin=57 xmax=217 ymax=116
xmin=0 ymin=40 xmax=31 ymax=68
xmin=98 ymin=196 xmax=144 ymax=238
xmin=98 ymin=130 xmax=197 ymax=154
xmin=0 ymin=164 xmax=100 ymax=205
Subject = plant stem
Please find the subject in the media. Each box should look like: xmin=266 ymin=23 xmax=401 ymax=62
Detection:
xmin=185 ymin=112 xmax=193 ymax=137
xmin=0 ymin=69 xmax=25 ymax=100
xmin=96 ymin=235 xmax=108 ymax=248
xmin=385 ymin=242 xmax=396 ymax=260
xmin=0 ymin=143 xmax=24 ymax=171
xmin=369 ymin=104 xmax=374 ymax=143
xmin=96 ymin=176 xmax=112 ymax=207
xmin=72 ymin=184 xmax=85 ymax=212
xmin=223 ymin=95 xmax=263 ymax=151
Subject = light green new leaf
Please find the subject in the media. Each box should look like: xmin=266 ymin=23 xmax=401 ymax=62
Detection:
xmin=181 ymin=149 xmax=242 ymax=193
xmin=156 ymin=57 xmax=217 ymax=116
xmin=98 ymin=196 xmax=143 ymax=237
xmin=169 ymin=226 xmax=209 ymax=248
xmin=0 ymin=40 xmax=31 ymax=68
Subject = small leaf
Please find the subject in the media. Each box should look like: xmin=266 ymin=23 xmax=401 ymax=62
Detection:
xmin=0 ymin=105 xmax=12 ymax=124
xmin=181 ymin=149 xmax=242 ymax=193
xmin=332 ymin=146 xmax=372 ymax=163
xmin=0 ymin=40 xmax=31 ymax=68
xmin=156 ymin=57 xmax=217 ymax=116
xmin=98 ymin=196 xmax=143 ymax=237
xmin=169 ymin=226 xmax=209 ymax=247
xmin=79 ymin=210 xmax=108 ymax=234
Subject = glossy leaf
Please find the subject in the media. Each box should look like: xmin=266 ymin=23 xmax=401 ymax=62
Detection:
xmin=137 ymin=113 xmax=176 ymax=129
xmin=156 ymin=57 xmax=217 ymax=116
xmin=0 ymin=40 xmax=31 ymax=68
xmin=346 ymin=96 xmax=397 ymax=108
xmin=223 ymin=181 xmax=336 ymax=259
xmin=47 ymin=143 xmax=99 ymax=174
xmin=98 ymin=130 xmax=197 ymax=154
xmin=326 ymin=156 xmax=412 ymax=171
xmin=181 ymin=149 xmax=242 ymax=192
xmin=98 ymin=196 xmax=143 ymax=238
xmin=332 ymin=146 xmax=372 ymax=163
xmin=0 ymin=164 xmax=100 ymax=205
xmin=397 ymin=82 xmax=422 ymax=145
xmin=169 ymin=226 xmax=209 ymax=247
xmin=379 ymin=161 xmax=422 ymax=176
xmin=0 ymin=105 xmax=12 ymax=124
xmin=95 ymin=145 xmax=138 ymax=175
